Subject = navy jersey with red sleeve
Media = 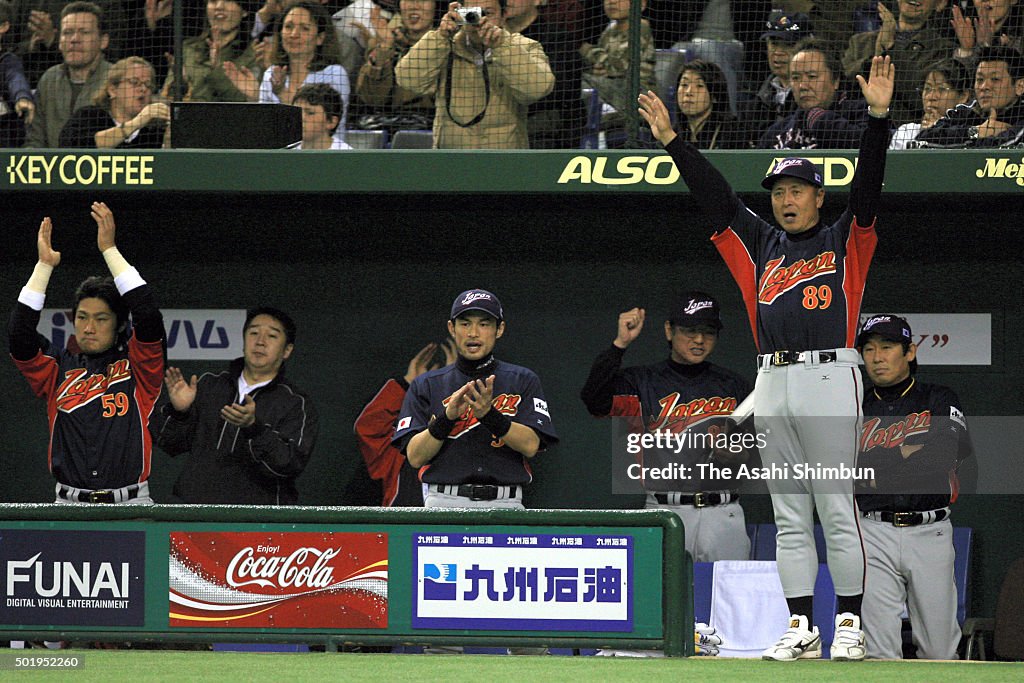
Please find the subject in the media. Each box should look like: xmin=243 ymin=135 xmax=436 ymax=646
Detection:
xmin=392 ymin=359 xmax=558 ymax=485
xmin=857 ymin=378 xmax=972 ymax=513
xmin=9 ymin=285 xmax=165 ymax=489
xmin=581 ymin=345 xmax=751 ymax=490
xmin=663 ymin=115 xmax=889 ymax=354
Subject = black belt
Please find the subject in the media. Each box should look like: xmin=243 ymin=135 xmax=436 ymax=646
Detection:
xmin=653 ymin=491 xmax=738 ymax=507
xmin=58 ymin=484 xmax=141 ymax=504
xmin=865 ymin=508 xmax=950 ymax=527
xmin=434 ymin=484 xmax=518 ymax=501
xmin=761 ymin=350 xmax=837 ymax=366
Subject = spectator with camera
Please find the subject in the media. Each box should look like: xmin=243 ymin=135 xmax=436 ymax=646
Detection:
xmin=394 ymin=0 xmax=553 ymax=148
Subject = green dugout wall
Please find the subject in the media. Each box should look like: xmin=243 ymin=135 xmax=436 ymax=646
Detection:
xmin=0 ymin=149 xmax=1021 ymax=621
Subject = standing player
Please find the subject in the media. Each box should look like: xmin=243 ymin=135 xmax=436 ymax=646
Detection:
xmin=580 ymin=292 xmax=752 ymax=562
xmin=9 ymin=204 xmax=165 ymax=504
xmin=393 ymin=289 xmax=557 ymax=509
xmin=639 ymin=55 xmax=896 ymax=661
xmin=856 ymin=314 xmax=970 ymax=660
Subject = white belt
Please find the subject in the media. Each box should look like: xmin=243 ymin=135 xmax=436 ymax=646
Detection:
xmin=56 ymin=481 xmax=148 ymax=504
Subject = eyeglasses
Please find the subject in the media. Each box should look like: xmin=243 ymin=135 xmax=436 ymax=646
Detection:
xmin=917 ymin=85 xmax=956 ymax=95
xmin=120 ymin=77 xmax=154 ymax=90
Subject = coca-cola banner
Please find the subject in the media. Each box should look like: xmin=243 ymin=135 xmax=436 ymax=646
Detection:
xmin=169 ymin=532 xmax=388 ymax=628
xmin=0 ymin=529 xmax=145 ymax=626
xmin=413 ymin=533 xmax=632 ymax=631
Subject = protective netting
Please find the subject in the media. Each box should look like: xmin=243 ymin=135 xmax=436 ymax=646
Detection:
xmin=1 ymin=1 xmax=1020 ymax=149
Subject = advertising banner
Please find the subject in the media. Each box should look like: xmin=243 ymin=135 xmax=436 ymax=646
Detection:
xmin=169 ymin=531 xmax=388 ymax=628
xmin=0 ymin=529 xmax=145 ymax=626
xmin=413 ymin=533 xmax=632 ymax=631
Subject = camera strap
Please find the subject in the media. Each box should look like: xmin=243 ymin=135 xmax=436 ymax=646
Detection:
xmin=443 ymin=48 xmax=490 ymax=128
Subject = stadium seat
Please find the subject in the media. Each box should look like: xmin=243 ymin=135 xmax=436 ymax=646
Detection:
xmin=346 ymin=130 xmax=389 ymax=150
xmin=579 ymin=88 xmax=602 ymax=149
xmin=390 ymin=130 xmax=434 ymax=149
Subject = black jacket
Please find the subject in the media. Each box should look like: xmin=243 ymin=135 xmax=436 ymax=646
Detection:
xmin=914 ymin=99 xmax=1024 ymax=147
xmin=150 ymin=358 xmax=318 ymax=504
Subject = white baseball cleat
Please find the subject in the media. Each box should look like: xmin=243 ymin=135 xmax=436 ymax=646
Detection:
xmin=762 ymin=614 xmax=822 ymax=661
xmin=830 ymin=612 xmax=866 ymax=661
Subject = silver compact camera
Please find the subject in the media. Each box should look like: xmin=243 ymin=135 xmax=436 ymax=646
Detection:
xmin=455 ymin=6 xmax=484 ymax=25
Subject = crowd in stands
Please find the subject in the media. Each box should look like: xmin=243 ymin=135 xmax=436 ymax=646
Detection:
xmin=2 ymin=0 xmax=1024 ymax=149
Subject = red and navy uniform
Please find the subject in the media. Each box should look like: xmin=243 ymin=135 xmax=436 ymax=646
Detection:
xmin=857 ymin=376 xmax=973 ymax=513
xmin=392 ymin=355 xmax=558 ymax=485
xmin=580 ymin=345 xmax=751 ymax=491
xmin=664 ymin=115 xmax=889 ymax=353
xmin=8 ymin=285 xmax=165 ymax=490
xmin=354 ymin=376 xmax=425 ymax=506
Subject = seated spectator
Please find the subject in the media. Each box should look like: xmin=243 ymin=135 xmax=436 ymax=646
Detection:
xmin=741 ymin=9 xmax=809 ymax=148
xmin=59 ymin=55 xmax=168 ymax=147
xmin=842 ymin=0 xmax=954 ymax=126
xmin=890 ymin=59 xmax=971 ymax=149
xmin=259 ymin=1 xmax=349 ymax=125
xmin=395 ymin=0 xmax=554 ymax=149
xmin=25 ymin=2 xmax=111 ymax=148
xmin=916 ymin=44 xmax=1024 ymax=146
xmin=332 ymin=0 xmax=396 ymax=90
xmin=507 ymin=0 xmax=586 ymax=149
xmin=758 ymin=39 xmax=869 ymax=149
xmin=162 ymin=0 xmax=261 ymax=102
xmin=355 ymin=0 xmax=435 ymax=127
xmin=953 ymin=0 xmax=1024 ymax=62
xmin=0 ymin=0 xmax=34 ymax=146
xmin=11 ymin=0 xmax=127 ymax=86
xmin=292 ymin=81 xmax=351 ymax=148
xmin=674 ymin=59 xmax=744 ymax=149
xmin=580 ymin=0 xmax=654 ymax=117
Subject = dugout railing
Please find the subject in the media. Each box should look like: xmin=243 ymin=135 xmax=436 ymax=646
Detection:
xmin=0 ymin=505 xmax=692 ymax=656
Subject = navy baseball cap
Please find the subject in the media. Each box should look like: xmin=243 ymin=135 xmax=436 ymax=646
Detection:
xmin=669 ymin=291 xmax=723 ymax=330
xmin=856 ymin=314 xmax=912 ymax=348
xmin=761 ymin=10 xmax=812 ymax=42
xmin=450 ymin=289 xmax=503 ymax=321
xmin=761 ymin=157 xmax=823 ymax=189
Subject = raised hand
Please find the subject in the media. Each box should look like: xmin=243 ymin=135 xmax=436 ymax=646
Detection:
xmin=614 ymin=307 xmax=645 ymax=349
xmin=465 ymin=375 xmax=496 ymax=418
xmin=975 ymin=4 xmax=996 ymax=47
xmin=439 ymin=2 xmax=461 ymax=40
xmin=951 ymin=5 xmax=976 ymax=50
xmin=638 ymin=90 xmax=678 ymax=145
xmin=444 ymin=381 xmax=473 ymax=420
xmin=855 ymin=55 xmax=894 ymax=114
xmin=221 ymin=393 xmax=256 ymax=428
xmin=269 ymin=65 xmax=288 ymax=96
xmin=145 ymin=0 xmax=173 ymax=30
xmin=440 ymin=338 xmax=457 ymax=366
xmin=37 ymin=217 xmax=60 ymax=267
xmin=405 ymin=342 xmax=440 ymax=384
xmin=27 ymin=10 xmax=56 ymax=50
xmin=164 ymin=367 xmax=198 ymax=412
xmin=91 ymin=202 xmax=117 ymax=251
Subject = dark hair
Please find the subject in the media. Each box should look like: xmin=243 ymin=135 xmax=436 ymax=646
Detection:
xmin=0 ymin=0 xmax=11 ymax=26
xmin=61 ymin=1 xmax=105 ymax=34
xmin=274 ymin=2 xmax=342 ymax=72
xmin=676 ymin=59 xmax=735 ymax=124
xmin=924 ymin=58 xmax=972 ymax=94
xmin=196 ymin=0 xmax=253 ymax=54
xmin=977 ymin=45 xmax=1024 ymax=82
xmin=245 ymin=306 xmax=297 ymax=345
xmin=73 ymin=276 xmax=127 ymax=330
xmin=791 ymin=38 xmax=842 ymax=82
xmin=294 ymin=83 xmax=342 ymax=132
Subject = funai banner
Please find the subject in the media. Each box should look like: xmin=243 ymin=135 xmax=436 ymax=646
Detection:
xmin=39 ymin=308 xmax=247 ymax=361
xmin=0 ymin=529 xmax=145 ymax=626
xmin=413 ymin=533 xmax=632 ymax=631
xmin=169 ymin=531 xmax=388 ymax=628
